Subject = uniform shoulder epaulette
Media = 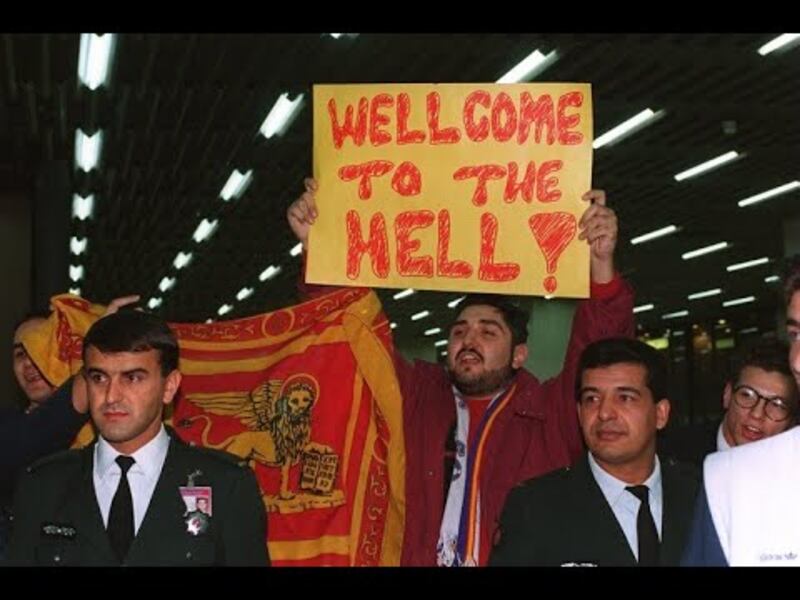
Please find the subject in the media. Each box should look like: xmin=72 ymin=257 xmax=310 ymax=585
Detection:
xmin=186 ymin=443 xmax=250 ymax=469
xmin=26 ymin=448 xmax=82 ymax=474
xmin=519 ymin=465 xmax=571 ymax=489
xmin=664 ymin=456 xmax=701 ymax=480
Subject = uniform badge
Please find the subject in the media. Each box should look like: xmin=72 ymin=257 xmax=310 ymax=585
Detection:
xmin=41 ymin=522 xmax=77 ymax=539
xmin=179 ymin=469 xmax=212 ymax=536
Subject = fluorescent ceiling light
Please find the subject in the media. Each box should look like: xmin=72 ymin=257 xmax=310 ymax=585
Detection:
xmin=723 ymin=296 xmax=756 ymax=308
xmin=259 ymin=265 xmax=282 ymax=281
xmin=496 ymin=49 xmax=558 ymax=83
xmin=78 ymin=33 xmax=116 ymax=90
xmin=727 ymin=257 xmax=769 ymax=272
xmin=434 ymin=339 xmax=448 ymax=347
xmin=688 ymin=288 xmax=722 ymax=300
xmin=259 ymin=93 xmax=305 ymax=139
xmin=662 ymin=310 xmax=689 ymax=320
xmin=758 ymin=33 xmax=800 ymax=56
xmin=633 ymin=304 xmax=654 ymax=314
xmin=424 ymin=327 xmax=442 ymax=336
xmin=69 ymin=287 xmax=81 ymax=296
xmin=193 ymin=218 xmax=219 ymax=243
xmin=173 ymin=252 xmax=193 ymax=270
xmin=393 ymin=288 xmax=415 ymax=300
xmin=411 ymin=310 xmax=431 ymax=321
xmin=682 ymin=241 xmax=729 ymax=260
xmin=390 ymin=322 xmax=397 ymax=330
xmin=630 ymin=225 xmax=678 ymax=245
xmin=147 ymin=297 xmax=163 ymax=309
xmin=765 ymin=275 xmax=780 ymax=283
xmin=738 ymin=181 xmax=800 ymax=207
xmin=236 ymin=287 xmax=254 ymax=301
xmin=739 ymin=327 xmax=759 ymax=335
xmin=593 ymin=109 xmax=662 ymax=149
xmin=75 ymin=129 xmax=104 ymax=172
xmin=217 ymin=304 xmax=233 ymax=316
xmin=219 ymin=169 xmax=254 ymax=202
xmin=69 ymin=265 xmax=84 ymax=282
xmin=72 ymin=194 xmax=95 ymax=220
xmin=674 ymin=151 xmax=739 ymax=182
xmin=158 ymin=277 xmax=176 ymax=292
xmin=70 ymin=236 xmax=88 ymax=256
xmin=290 ymin=243 xmax=303 ymax=257
xmin=447 ymin=296 xmax=466 ymax=309
xmin=631 ymin=225 xmax=678 ymax=246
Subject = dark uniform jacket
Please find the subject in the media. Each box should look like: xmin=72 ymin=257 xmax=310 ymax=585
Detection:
xmin=0 ymin=381 xmax=88 ymax=560
xmin=490 ymin=455 xmax=699 ymax=566
xmin=5 ymin=429 xmax=268 ymax=566
xmin=657 ymin=420 xmax=721 ymax=470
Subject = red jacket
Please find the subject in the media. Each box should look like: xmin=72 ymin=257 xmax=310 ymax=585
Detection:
xmin=298 ymin=266 xmax=634 ymax=566
xmin=395 ymin=277 xmax=635 ymax=566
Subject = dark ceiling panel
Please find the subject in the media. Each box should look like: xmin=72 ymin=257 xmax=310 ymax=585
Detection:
xmin=0 ymin=33 xmax=797 ymax=343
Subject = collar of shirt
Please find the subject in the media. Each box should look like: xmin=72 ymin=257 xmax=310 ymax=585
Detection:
xmin=93 ymin=425 xmax=171 ymax=534
xmin=716 ymin=422 xmax=732 ymax=451
xmin=587 ymin=452 xmax=663 ymax=531
xmin=94 ymin=425 xmax=170 ymax=484
xmin=451 ymin=385 xmax=506 ymax=407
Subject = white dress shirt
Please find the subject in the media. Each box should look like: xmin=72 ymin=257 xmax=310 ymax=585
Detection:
xmin=93 ymin=425 xmax=170 ymax=534
xmin=587 ymin=452 xmax=663 ymax=560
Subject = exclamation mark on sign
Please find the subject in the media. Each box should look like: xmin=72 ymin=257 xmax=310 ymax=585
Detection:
xmin=528 ymin=212 xmax=577 ymax=294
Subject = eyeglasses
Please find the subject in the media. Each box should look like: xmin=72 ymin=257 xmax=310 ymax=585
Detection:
xmin=732 ymin=384 xmax=793 ymax=422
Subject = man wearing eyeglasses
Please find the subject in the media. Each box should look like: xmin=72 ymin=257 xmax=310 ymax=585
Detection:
xmin=682 ymin=258 xmax=800 ymax=566
xmin=662 ymin=341 xmax=796 ymax=469
xmin=720 ymin=342 xmax=797 ymax=447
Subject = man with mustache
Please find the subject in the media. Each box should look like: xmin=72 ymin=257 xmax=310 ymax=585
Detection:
xmin=490 ymin=337 xmax=699 ymax=566
xmin=288 ymin=178 xmax=634 ymax=566
xmin=659 ymin=340 xmax=797 ymax=468
xmin=682 ymin=258 xmax=800 ymax=566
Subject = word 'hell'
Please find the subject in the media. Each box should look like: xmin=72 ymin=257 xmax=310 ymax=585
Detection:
xmin=345 ymin=209 xmax=577 ymax=292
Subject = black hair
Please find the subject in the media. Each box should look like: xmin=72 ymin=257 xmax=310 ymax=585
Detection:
xmin=450 ymin=294 xmax=529 ymax=347
xmin=785 ymin=254 xmax=800 ymax=308
xmin=82 ymin=311 xmax=179 ymax=376
xmin=576 ymin=337 xmax=667 ymax=402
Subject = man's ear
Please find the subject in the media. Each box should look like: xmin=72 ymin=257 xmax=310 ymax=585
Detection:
xmin=162 ymin=370 xmax=182 ymax=406
xmin=512 ymin=344 xmax=528 ymax=369
xmin=655 ymin=398 xmax=671 ymax=431
xmin=722 ymin=382 xmax=733 ymax=411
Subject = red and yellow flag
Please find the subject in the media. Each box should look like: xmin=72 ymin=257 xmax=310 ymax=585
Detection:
xmin=19 ymin=289 xmax=405 ymax=566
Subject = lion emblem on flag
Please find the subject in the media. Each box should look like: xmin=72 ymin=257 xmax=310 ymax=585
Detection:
xmin=182 ymin=373 xmax=344 ymax=512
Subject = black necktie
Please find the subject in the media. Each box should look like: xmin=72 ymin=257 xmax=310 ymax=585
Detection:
xmin=108 ymin=455 xmax=136 ymax=562
xmin=625 ymin=485 xmax=659 ymax=566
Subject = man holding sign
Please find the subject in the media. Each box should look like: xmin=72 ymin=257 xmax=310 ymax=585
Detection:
xmin=288 ymin=83 xmax=634 ymax=566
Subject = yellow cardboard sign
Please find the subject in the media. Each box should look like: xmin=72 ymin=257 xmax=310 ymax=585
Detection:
xmin=308 ymin=83 xmax=593 ymax=298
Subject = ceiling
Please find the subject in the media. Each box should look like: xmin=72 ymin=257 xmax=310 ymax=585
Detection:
xmin=1 ymin=33 xmax=798 ymax=348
